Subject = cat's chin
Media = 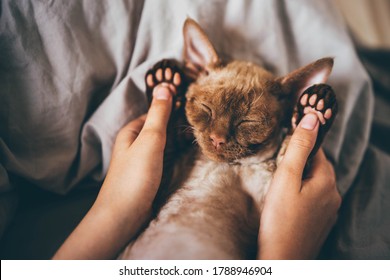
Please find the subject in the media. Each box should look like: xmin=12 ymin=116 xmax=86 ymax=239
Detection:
xmin=199 ymin=143 xmax=279 ymax=164
xmin=200 ymin=149 xmax=276 ymax=165
xmin=199 ymin=146 xmax=251 ymax=163
xmin=195 ymin=144 xmax=236 ymax=163
xmin=201 ymin=149 xmax=232 ymax=163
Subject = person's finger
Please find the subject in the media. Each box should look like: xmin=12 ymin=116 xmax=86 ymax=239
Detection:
xmin=303 ymin=148 xmax=327 ymax=178
xmin=141 ymin=85 xmax=173 ymax=134
xmin=304 ymin=148 xmax=336 ymax=192
xmin=115 ymin=114 xmax=147 ymax=150
xmin=279 ymin=113 xmax=319 ymax=178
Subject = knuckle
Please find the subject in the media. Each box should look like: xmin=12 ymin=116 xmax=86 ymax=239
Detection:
xmin=115 ymin=128 xmax=130 ymax=142
xmin=327 ymin=162 xmax=336 ymax=178
xmin=324 ymin=173 xmax=336 ymax=187
xmin=141 ymin=129 xmax=166 ymax=146
xmin=281 ymin=162 xmax=300 ymax=177
xmin=290 ymin=136 xmax=314 ymax=151
xmin=334 ymin=191 xmax=342 ymax=209
xmin=142 ymin=128 xmax=164 ymax=139
xmin=321 ymin=163 xmax=336 ymax=185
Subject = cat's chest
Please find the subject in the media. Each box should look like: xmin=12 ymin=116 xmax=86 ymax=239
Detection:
xmin=177 ymin=150 xmax=276 ymax=207
xmin=233 ymin=160 xmax=276 ymax=204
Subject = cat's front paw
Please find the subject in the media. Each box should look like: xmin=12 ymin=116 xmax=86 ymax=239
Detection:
xmin=145 ymin=59 xmax=186 ymax=111
xmin=294 ymin=84 xmax=338 ymax=158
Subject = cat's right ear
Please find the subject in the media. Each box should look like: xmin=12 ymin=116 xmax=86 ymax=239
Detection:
xmin=278 ymin=57 xmax=334 ymax=98
xmin=183 ymin=18 xmax=220 ymax=80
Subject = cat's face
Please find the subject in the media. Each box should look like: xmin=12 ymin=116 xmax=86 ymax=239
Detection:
xmin=183 ymin=18 xmax=333 ymax=162
xmin=186 ymin=61 xmax=284 ymax=162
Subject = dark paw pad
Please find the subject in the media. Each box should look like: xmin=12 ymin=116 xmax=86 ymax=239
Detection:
xmin=295 ymin=84 xmax=338 ymax=158
xmin=145 ymin=59 xmax=186 ymax=111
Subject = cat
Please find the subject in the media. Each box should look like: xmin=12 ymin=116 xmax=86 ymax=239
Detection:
xmin=118 ymin=18 xmax=337 ymax=259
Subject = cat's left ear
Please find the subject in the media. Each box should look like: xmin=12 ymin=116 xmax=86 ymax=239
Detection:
xmin=183 ymin=18 xmax=221 ymax=80
xmin=278 ymin=57 xmax=334 ymax=97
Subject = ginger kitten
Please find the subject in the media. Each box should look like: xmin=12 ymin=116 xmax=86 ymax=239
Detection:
xmin=118 ymin=18 xmax=337 ymax=259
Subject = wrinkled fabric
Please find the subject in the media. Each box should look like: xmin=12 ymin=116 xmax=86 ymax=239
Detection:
xmin=324 ymin=145 xmax=390 ymax=259
xmin=1 ymin=0 xmax=386 ymax=258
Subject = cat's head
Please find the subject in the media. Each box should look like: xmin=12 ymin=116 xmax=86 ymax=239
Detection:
xmin=183 ymin=18 xmax=333 ymax=163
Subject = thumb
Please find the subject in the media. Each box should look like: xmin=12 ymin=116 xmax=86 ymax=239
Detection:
xmin=141 ymin=85 xmax=173 ymax=134
xmin=280 ymin=113 xmax=319 ymax=177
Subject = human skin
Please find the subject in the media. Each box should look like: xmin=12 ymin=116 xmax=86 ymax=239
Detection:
xmin=257 ymin=113 xmax=342 ymax=259
xmin=53 ymin=85 xmax=173 ymax=259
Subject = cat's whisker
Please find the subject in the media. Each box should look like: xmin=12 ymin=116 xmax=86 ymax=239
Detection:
xmin=179 ymin=125 xmax=196 ymax=133
xmin=177 ymin=124 xmax=191 ymax=129
xmin=251 ymin=88 xmax=264 ymax=104
xmin=186 ymin=127 xmax=196 ymax=133
xmin=177 ymin=126 xmax=198 ymax=139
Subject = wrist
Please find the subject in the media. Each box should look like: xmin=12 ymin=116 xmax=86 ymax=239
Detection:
xmin=258 ymin=234 xmax=318 ymax=260
xmin=95 ymin=187 xmax=153 ymax=223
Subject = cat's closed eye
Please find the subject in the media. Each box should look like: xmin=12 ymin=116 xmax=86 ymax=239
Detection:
xmin=235 ymin=118 xmax=273 ymax=147
xmin=186 ymin=98 xmax=213 ymax=128
xmin=200 ymin=103 xmax=212 ymax=118
xmin=236 ymin=119 xmax=261 ymax=127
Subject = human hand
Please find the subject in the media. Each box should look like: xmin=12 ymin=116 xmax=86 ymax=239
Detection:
xmin=258 ymin=113 xmax=341 ymax=259
xmin=53 ymin=85 xmax=173 ymax=259
xmin=98 ymin=85 xmax=173 ymax=215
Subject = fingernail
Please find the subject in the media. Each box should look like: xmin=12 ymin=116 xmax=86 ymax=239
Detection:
xmin=153 ymin=86 xmax=172 ymax=100
xmin=300 ymin=113 xmax=319 ymax=130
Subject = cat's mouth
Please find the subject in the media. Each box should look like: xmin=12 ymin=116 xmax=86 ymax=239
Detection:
xmin=202 ymin=148 xmax=231 ymax=162
xmin=196 ymin=136 xmax=252 ymax=163
xmin=194 ymin=132 xmax=278 ymax=163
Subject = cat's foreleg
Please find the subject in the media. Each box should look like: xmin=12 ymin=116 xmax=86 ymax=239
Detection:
xmin=294 ymin=84 xmax=338 ymax=160
xmin=278 ymin=84 xmax=337 ymax=174
xmin=145 ymin=59 xmax=187 ymax=110
xmin=144 ymin=59 xmax=189 ymax=209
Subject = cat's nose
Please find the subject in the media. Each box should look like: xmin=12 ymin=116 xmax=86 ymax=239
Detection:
xmin=210 ymin=134 xmax=226 ymax=150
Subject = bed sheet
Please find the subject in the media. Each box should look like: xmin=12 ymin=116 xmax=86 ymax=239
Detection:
xmin=1 ymin=0 xmax=387 ymax=258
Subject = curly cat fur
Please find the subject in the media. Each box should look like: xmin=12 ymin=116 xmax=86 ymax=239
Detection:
xmin=118 ymin=18 xmax=333 ymax=259
xmin=119 ymin=148 xmax=277 ymax=259
xmin=186 ymin=60 xmax=285 ymax=162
